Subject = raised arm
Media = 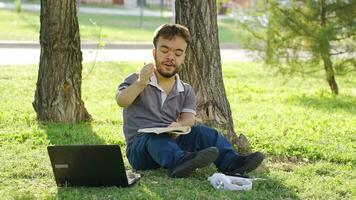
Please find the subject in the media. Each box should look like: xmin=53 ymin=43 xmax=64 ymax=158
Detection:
xmin=116 ymin=63 xmax=155 ymax=107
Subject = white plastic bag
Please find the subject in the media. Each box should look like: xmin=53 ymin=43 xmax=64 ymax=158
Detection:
xmin=208 ymin=173 xmax=252 ymax=191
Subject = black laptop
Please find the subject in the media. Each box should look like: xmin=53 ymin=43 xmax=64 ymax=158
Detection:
xmin=47 ymin=145 xmax=140 ymax=187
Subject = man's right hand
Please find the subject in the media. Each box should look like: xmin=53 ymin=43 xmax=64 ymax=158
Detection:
xmin=138 ymin=63 xmax=155 ymax=86
xmin=116 ymin=63 xmax=155 ymax=107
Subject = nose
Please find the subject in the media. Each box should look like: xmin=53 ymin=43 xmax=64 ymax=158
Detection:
xmin=166 ymin=51 xmax=175 ymax=60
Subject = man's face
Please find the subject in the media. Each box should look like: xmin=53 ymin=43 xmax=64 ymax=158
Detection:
xmin=153 ymin=36 xmax=187 ymax=79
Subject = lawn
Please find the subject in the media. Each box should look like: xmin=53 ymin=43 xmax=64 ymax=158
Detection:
xmin=0 ymin=9 xmax=245 ymax=44
xmin=0 ymin=61 xmax=355 ymax=199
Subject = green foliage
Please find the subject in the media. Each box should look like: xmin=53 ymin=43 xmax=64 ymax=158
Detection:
xmin=216 ymin=0 xmax=229 ymax=14
xmin=0 ymin=61 xmax=355 ymax=199
xmin=14 ymin=0 xmax=22 ymax=13
xmin=239 ymin=0 xmax=356 ymax=94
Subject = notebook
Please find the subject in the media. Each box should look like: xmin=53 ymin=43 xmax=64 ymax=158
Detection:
xmin=47 ymin=144 xmax=140 ymax=187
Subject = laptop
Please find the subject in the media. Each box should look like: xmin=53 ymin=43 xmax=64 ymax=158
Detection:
xmin=47 ymin=144 xmax=140 ymax=187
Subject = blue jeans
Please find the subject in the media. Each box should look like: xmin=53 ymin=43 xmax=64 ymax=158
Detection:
xmin=126 ymin=125 xmax=238 ymax=171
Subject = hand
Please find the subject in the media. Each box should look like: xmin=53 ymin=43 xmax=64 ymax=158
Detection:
xmin=168 ymin=122 xmax=182 ymax=128
xmin=138 ymin=63 xmax=155 ymax=86
xmin=168 ymin=122 xmax=182 ymax=139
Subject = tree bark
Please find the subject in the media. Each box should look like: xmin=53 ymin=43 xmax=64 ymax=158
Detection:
xmin=321 ymin=47 xmax=339 ymax=95
xmin=33 ymin=0 xmax=91 ymax=122
xmin=320 ymin=0 xmax=339 ymax=94
xmin=175 ymin=0 xmax=250 ymax=152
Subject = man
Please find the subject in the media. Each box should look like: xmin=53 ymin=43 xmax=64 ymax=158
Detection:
xmin=116 ymin=24 xmax=263 ymax=178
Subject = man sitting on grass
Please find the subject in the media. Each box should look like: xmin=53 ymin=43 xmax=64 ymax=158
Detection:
xmin=116 ymin=24 xmax=264 ymax=178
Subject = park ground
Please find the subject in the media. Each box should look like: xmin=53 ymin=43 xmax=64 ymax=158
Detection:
xmin=0 ymin=7 xmax=355 ymax=200
xmin=0 ymin=61 xmax=355 ymax=199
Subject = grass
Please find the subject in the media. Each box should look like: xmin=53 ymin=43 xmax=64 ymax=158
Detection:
xmin=223 ymin=63 xmax=356 ymax=165
xmin=0 ymin=9 xmax=245 ymax=44
xmin=0 ymin=61 xmax=355 ymax=199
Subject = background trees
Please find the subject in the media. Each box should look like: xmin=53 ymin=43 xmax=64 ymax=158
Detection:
xmin=33 ymin=0 xmax=91 ymax=122
xmin=241 ymin=0 xmax=355 ymax=94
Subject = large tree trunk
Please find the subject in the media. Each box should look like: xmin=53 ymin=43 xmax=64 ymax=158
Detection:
xmin=320 ymin=0 xmax=339 ymax=94
xmin=175 ymin=0 xmax=251 ymax=153
xmin=33 ymin=0 xmax=91 ymax=122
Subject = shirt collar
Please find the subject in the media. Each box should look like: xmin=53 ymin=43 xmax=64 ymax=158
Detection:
xmin=175 ymin=74 xmax=185 ymax=92
xmin=149 ymin=73 xmax=185 ymax=93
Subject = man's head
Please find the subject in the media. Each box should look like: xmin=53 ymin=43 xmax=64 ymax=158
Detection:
xmin=152 ymin=24 xmax=191 ymax=79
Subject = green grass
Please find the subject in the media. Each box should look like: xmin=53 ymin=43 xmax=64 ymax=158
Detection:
xmin=223 ymin=63 xmax=356 ymax=165
xmin=0 ymin=9 xmax=246 ymax=44
xmin=0 ymin=61 xmax=355 ymax=199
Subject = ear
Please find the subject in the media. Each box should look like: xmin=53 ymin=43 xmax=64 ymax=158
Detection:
xmin=152 ymin=48 xmax=156 ymax=58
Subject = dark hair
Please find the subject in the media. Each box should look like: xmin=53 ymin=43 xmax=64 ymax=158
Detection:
xmin=152 ymin=24 xmax=191 ymax=48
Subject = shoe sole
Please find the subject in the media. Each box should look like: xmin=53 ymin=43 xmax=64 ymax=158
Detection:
xmin=171 ymin=147 xmax=219 ymax=178
xmin=237 ymin=152 xmax=264 ymax=174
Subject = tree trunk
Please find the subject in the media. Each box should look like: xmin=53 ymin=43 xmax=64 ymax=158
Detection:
xmin=320 ymin=0 xmax=339 ymax=95
xmin=175 ymin=0 xmax=250 ymax=153
xmin=321 ymin=48 xmax=339 ymax=94
xmin=33 ymin=0 xmax=91 ymax=122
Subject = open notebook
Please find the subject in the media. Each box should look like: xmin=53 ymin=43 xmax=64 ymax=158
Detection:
xmin=138 ymin=126 xmax=191 ymax=135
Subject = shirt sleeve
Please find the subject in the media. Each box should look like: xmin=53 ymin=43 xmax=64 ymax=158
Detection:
xmin=182 ymin=85 xmax=196 ymax=115
xmin=117 ymin=73 xmax=139 ymax=92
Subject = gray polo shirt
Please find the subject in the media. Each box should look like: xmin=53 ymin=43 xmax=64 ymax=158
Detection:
xmin=117 ymin=73 xmax=196 ymax=146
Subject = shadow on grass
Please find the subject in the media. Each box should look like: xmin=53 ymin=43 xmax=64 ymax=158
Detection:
xmin=37 ymin=122 xmax=299 ymax=199
xmin=39 ymin=122 xmax=105 ymax=145
xmin=52 ymin=167 xmax=300 ymax=199
xmin=287 ymin=93 xmax=356 ymax=115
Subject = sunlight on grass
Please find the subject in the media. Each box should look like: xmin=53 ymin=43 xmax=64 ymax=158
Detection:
xmin=0 ymin=61 xmax=355 ymax=199
xmin=0 ymin=9 xmax=247 ymax=44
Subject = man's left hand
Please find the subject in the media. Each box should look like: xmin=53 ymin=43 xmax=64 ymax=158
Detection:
xmin=168 ymin=122 xmax=182 ymax=128
xmin=168 ymin=122 xmax=182 ymax=139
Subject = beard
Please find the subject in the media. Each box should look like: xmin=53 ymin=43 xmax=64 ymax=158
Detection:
xmin=156 ymin=66 xmax=179 ymax=78
xmin=155 ymin=58 xmax=180 ymax=78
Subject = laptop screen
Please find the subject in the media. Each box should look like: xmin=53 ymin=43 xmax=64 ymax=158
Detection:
xmin=48 ymin=145 xmax=139 ymax=187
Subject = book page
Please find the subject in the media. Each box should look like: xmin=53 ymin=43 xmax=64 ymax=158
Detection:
xmin=138 ymin=126 xmax=191 ymax=135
